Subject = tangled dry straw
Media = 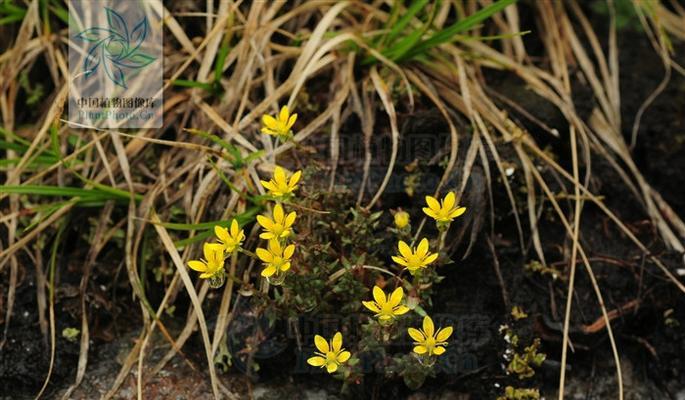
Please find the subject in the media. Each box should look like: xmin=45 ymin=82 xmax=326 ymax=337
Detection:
xmin=1 ymin=1 xmax=685 ymax=399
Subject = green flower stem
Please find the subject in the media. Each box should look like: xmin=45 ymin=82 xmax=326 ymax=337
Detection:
xmin=437 ymin=228 xmax=448 ymax=255
xmin=238 ymin=247 xmax=258 ymax=259
xmin=411 ymin=273 xmax=421 ymax=293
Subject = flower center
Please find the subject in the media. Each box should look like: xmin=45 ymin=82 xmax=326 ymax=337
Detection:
xmin=380 ymin=302 xmax=395 ymax=318
xmin=407 ymin=255 xmax=424 ymax=269
xmin=272 ymin=256 xmax=285 ymax=269
xmin=272 ymin=224 xmax=287 ymax=237
xmin=424 ymin=336 xmax=436 ymax=353
xmin=325 ymin=351 xmax=339 ymax=364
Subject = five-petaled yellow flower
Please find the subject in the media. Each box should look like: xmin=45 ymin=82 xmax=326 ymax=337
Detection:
xmin=257 ymin=203 xmax=296 ymax=240
xmin=394 ymin=210 xmax=410 ymax=229
xmin=261 ymin=105 xmax=297 ymax=139
xmin=408 ymin=316 xmax=453 ymax=356
xmin=362 ymin=286 xmax=410 ymax=323
xmin=306 ymin=332 xmax=351 ymax=373
xmin=187 ymin=243 xmax=225 ymax=279
xmin=392 ymin=238 xmax=438 ymax=274
xmin=255 ymin=239 xmax=295 ymax=278
xmin=214 ymin=220 xmax=245 ymax=254
xmin=261 ymin=166 xmax=302 ymax=198
xmin=423 ymin=192 xmax=466 ymax=223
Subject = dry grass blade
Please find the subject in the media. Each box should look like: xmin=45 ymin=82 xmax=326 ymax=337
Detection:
xmin=365 ymin=66 xmax=399 ymax=209
xmin=152 ymin=211 xmax=219 ymax=399
xmin=517 ymin=146 xmax=624 ymax=399
xmin=524 ymin=139 xmax=685 ymax=294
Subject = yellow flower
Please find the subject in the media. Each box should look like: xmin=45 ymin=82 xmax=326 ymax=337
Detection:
xmin=256 ymin=203 xmax=296 ymax=240
xmin=261 ymin=105 xmax=297 ymax=139
xmin=408 ymin=316 xmax=453 ymax=356
xmin=255 ymin=239 xmax=295 ymax=278
xmin=187 ymin=243 xmax=225 ymax=279
xmin=261 ymin=166 xmax=302 ymax=198
xmin=362 ymin=286 xmax=410 ymax=323
xmin=214 ymin=219 xmax=245 ymax=254
xmin=423 ymin=192 xmax=466 ymax=223
xmin=391 ymin=238 xmax=438 ymax=273
xmin=306 ymin=332 xmax=351 ymax=373
xmin=394 ymin=210 xmax=410 ymax=229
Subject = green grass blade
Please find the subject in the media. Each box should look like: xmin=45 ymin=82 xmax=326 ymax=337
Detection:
xmin=158 ymin=206 xmax=260 ymax=231
xmin=0 ymin=184 xmax=142 ymax=203
xmin=169 ymin=207 xmax=261 ymax=248
xmin=405 ymin=0 xmax=517 ymax=60
xmin=384 ymin=0 xmax=429 ymax=46
xmin=171 ymin=79 xmax=214 ymax=91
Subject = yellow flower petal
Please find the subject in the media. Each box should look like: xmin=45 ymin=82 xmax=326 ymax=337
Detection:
xmin=283 ymin=244 xmax=295 ymax=259
xmin=425 ymin=195 xmax=440 ymax=211
xmin=214 ymin=225 xmax=229 ymax=242
xmin=202 ymin=242 xmax=215 ymax=261
xmin=443 ymin=192 xmax=456 ymax=210
xmin=372 ymin=286 xmax=386 ymax=305
xmin=278 ymin=105 xmax=289 ymax=123
xmin=285 ymin=211 xmax=297 ymax=227
xmin=398 ymin=240 xmax=412 ymax=259
xmin=230 ymin=219 xmax=240 ymax=236
xmin=423 ymin=316 xmax=435 ymax=337
xmin=388 ymin=287 xmax=403 ymax=307
xmin=326 ymin=361 xmax=338 ymax=373
xmin=417 ymin=238 xmax=429 ymax=257
xmin=274 ymin=166 xmax=286 ymax=185
xmin=261 ymin=180 xmax=277 ymax=192
xmin=307 ymin=356 xmax=326 ymax=367
xmin=203 ymin=243 xmax=224 ymax=267
xmin=314 ymin=335 xmax=329 ymax=353
xmin=433 ymin=346 xmax=446 ymax=355
xmin=261 ymin=265 xmax=276 ymax=277
xmin=289 ymin=170 xmax=302 ymax=186
xmin=424 ymin=253 xmax=439 ymax=265
xmin=392 ymin=256 xmax=409 ymax=267
xmin=267 ymin=238 xmax=281 ymax=254
xmin=331 ymin=332 xmax=342 ymax=352
xmin=449 ymin=206 xmax=466 ymax=219
xmin=436 ymin=326 xmax=453 ymax=342
xmin=362 ymin=301 xmax=381 ymax=313
xmin=262 ymin=114 xmax=278 ymax=130
xmin=413 ymin=345 xmax=427 ymax=354
xmin=256 ymin=248 xmax=273 ymax=263
xmin=422 ymin=207 xmax=438 ymax=219
xmin=187 ymin=260 xmax=208 ymax=272
xmin=273 ymin=203 xmax=284 ymax=221
xmin=287 ymin=114 xmax=297 ymax=130
xmin=394 ymin=305 xmax=410 ymax=315
xmin=407 ymin=327 xmax=425 ymax=342
xmin=257 ymin=215 xmax=274 ymax=231
xmin=337 ymin=351 xmax=351 ymax=363
xmin=280 ymin=261 xmax=291 ymax=272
